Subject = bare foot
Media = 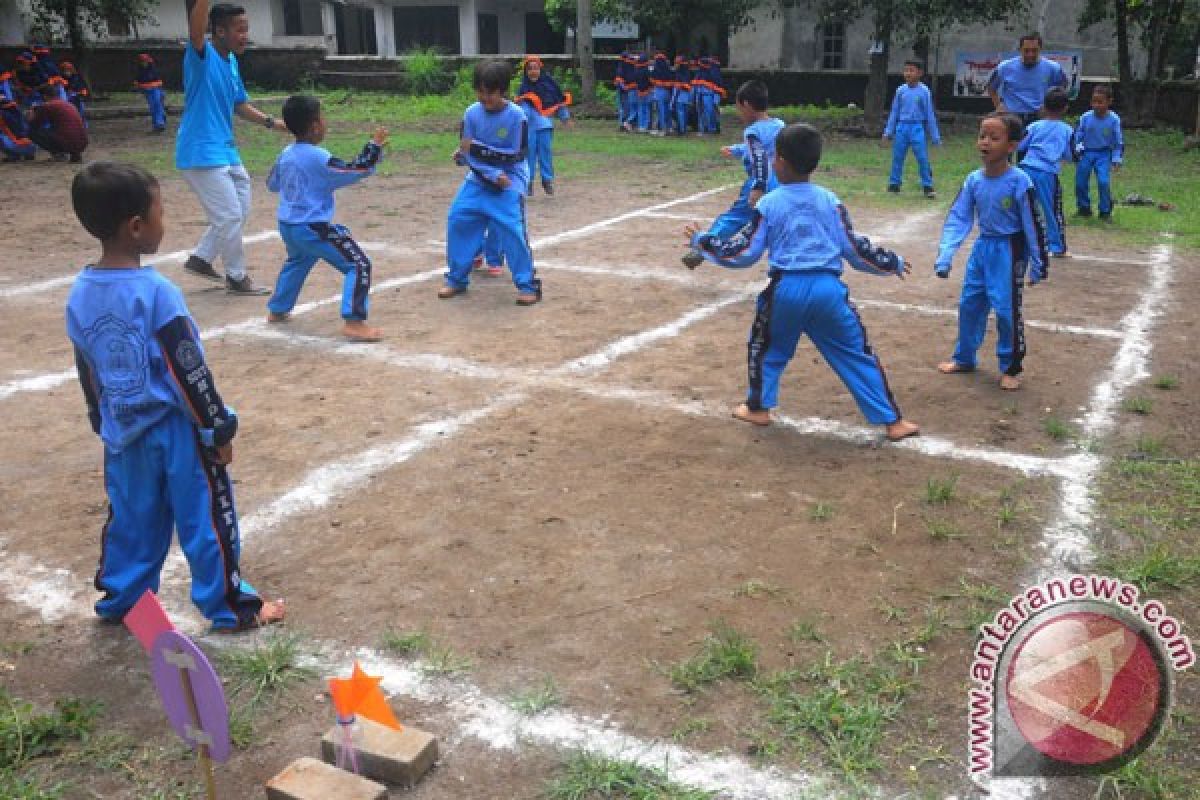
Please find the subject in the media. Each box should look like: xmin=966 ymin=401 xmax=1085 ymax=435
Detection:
xmin=215 ymin=598 xmax=286 ymax=634
xmin=1000 ymin=374 xmax=1021 ymax=391
xmin=1052 ymin=251 xmax=1071 ymax=259
xmin=732 ymin=403 xmax=772 ymax=426
xmin=937 ymin=361 xmax=973 ymax=374
xmin=885 ymin=419 xmax=920 ymax=441
xmin=267 ymin=311 xmax=291 ymax=323
xmin=438 ymin=286 xmax=466 ymax=299
xmin=342 ymin=320 xmax=383 ymax=342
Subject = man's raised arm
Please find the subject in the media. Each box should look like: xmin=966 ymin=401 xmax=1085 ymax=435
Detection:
xmin=187 ymin=0 xmax=209 ymax=54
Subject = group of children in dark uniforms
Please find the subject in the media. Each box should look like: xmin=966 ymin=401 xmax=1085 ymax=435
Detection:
xmin=615 ymin=50 xmax=726 ymax=135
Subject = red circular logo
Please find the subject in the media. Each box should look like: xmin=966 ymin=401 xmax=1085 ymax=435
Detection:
xmin=1005 ymin=611 xmax=1166 ymax=766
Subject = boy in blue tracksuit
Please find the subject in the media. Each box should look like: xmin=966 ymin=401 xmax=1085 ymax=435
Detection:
xmin=632 ymin=53 xmax=652 ymax=132
xmin=672 ymin=56 xmax=693 ymax=135
xmin=66 ymin=162 xmax=284 ymax=632
xmin=135 ymin=53 xmax=168 ymax=133
xmin=266 ymin=95 xmax=386 ymax=342
xmin=515 ymin=55 xmax=572 ymax=195
xmin=440 ymin=60 xmax=541 ymax=306
xmin=1017 ymin=87 xmax=1074 ymax=257
xmin=884 ymin=60 xmax=940 ymax=197
xmin=649 ymin=52 xmax=675 ymax=135
xmin=693 ymin=56 xmax=726 ymax=134
xmin=1073 ymin=84 xmax=1124 ymax=222
xmin=683 ymin=81 xmax=785 ymax=267
xmin=686 ymin=123 xmax=919 ymax=441
xmin=936 ymin=113 xmax=1047 ymax=391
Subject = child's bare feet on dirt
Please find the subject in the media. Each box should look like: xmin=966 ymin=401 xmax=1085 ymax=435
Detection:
xmin=885 ymin=419 xmax=920 ymax=441
xmin=267 ymin=311 xmax=290 ymax=323
xmin=937 ymin=361 xmax=972 ymax=374
xmin=343 ymin=321 xmax=383 ymax=342
xmin=732 ymin=403 xmax=771 ymax=426
xmin=216 ymin=599 xmax=286 ymax=634
xmin=1000 ymin=374 xmax=1021 ymax=390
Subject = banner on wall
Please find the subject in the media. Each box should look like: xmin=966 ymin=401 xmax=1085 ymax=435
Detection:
xmin=954 ymin=51 xmax=1083 ymax=99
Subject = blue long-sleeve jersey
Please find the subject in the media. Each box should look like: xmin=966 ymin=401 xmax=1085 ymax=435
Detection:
xmin=987 ymin=57 xmax=1068 ymax=114
xmin=691 ymin=182 xmax=906 ymax=278
xmin=456 ymin=100 xmax=530 ymax=195
xmin=884 ymin=82 xmax=940 ymax=144
xmin=1017 ymin=119 xmax=1074 ymax=173
xmin=1073 ymin=110 xmax=1124 ymax=163
xmin=936 ymin=167 xmax=1047 ymax=281
xmin=743 ymin=117 xmax=786 ymax=192
xmin=267 ymin=140 xmax=382 ymax=224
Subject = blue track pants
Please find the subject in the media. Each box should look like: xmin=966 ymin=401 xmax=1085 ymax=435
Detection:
xmin=622 ymin=89 xmax=639 ymax=126
xmin=889 ymin=122 xmax=933 ymax=189
xmin=675 ymin=95 xmax=692 ymax=133
xmin=950 ymin=235 xmax=1028 ymax=376
xmin=445 ymin=180 xmax=539 ymax=295
xmin=1076 ymin=150 xmax=1114 ymax=215
xmin=653 ymin=87 xmax=672 ymax=132
xmin=141 ymin=87 xmax=166 ymax=130
xmin=95 ymin=411 xmax=263 ymax=629
xmin=1021 ymin=165 xmax=1066 ymax=254
xmin=698 ymin=91 xmax=719 ymax=133
xmin=270 ymin=222 xmax=372 ymax=321
xmin=527 ymin=128 xmax=554 ymax=183
xmin=746 ymin=271 xmax=902 ymax=424
xmin=704 ymin=178 xmax=757 ymax=241
xmin=0 ymin=133 xmax=36 ymax=158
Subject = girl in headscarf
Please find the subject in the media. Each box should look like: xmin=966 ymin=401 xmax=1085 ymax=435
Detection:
xmin=515 ymin=55 xmax=573 ymax=195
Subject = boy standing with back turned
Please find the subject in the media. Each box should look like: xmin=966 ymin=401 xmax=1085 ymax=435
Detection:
xmin=1017 ymin=87 xmax=1074 ymax=257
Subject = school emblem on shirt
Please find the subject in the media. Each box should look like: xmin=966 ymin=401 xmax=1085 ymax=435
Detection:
xmin=496 ymin=127 xmax=509 ymax=139
xmin=83 ymin=314 xmax=148 ymax=397
xmin=176 ymin=340 xmax=203 ymax=372
xmin=1002 ymin=196 xmax=1014 ymax=210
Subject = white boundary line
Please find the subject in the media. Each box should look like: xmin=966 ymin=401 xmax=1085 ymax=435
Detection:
xmin=532 ymin=185 xmax=733 ymax=249
xmin=1067 ymin=253 xmax=1157 ymax=267
xmin=0 ymin=230 xmax=281 ymax=300
xmin=640 ymin=210 xmax=710 ymax=222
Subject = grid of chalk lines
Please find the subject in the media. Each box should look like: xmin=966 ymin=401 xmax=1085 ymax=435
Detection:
xmin=0 ymin=184 xmax=1175 ymax=800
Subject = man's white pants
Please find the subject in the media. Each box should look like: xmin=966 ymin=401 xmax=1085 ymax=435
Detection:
xmin=181 ymin=164 xmax=252 ymax=281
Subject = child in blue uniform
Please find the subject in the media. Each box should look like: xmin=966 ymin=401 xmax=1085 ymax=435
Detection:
xmin=66 ymin=162 xmax=285 ymax=632
xmin=936 ymin=113 xmax=1047 ymax=391
xmin=439 ymin=60 xmax=541 ymax=306
xmin=515 ymin=55 xmax=572 ymax=195
xmin=135 ymin=53 xmax=168 ymax=133
xmin=59 ymin=61 xmax=89 ymax=124
xmin=613 ymin=51 xmax=631 ymax=130
xmin=682 ymin=80 xmax=784 ymax=268
xmin=0 ymin=98 xmax=36 ymax=161
xmin=884 ymin=60 xmax=940 ymax=197
xmin=693 ymin=56 xmax=726 ymax=134
xmin=632 ymin=53 xmax=652 ymax=132
xmin=1017 ymin=87 xmax=1073 ymax=257
xmin=1073 ymin=84 xmax=1124 ymax=222
xmin=685 ymin=123 xmax=919 ymax=441
xmin=266 ymin=95 xmax=387 ymax=342
xmin=649 ymin=51 xmax=675 ymax=135
xmin=621 ymin=52 xmax=641 ymax=132
xmin=672 ymin=56 xmax=693 ymax=135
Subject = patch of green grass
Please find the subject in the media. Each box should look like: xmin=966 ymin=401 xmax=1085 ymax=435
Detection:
xmin=1042 ymin=416 xmax=1072 ymax=441
xmin=665 ymin=622 xmax=758 ymax=693
xmin=874 ymin=599 xmax=908 ymax=623
xmin=670 ymin=717 xmax=711 ymax=742
xmin=545 ymin=751 xmax=716 ymax=799
xmin=508 ymin=680 xmax=562 ymax=715
xmin=731 ymin=580 xmax=784 ymax=599
xmin=1122 ymin=395 xmax=1154 ymax=415
xmin=0 ymin=769 xmax=64 ymax=800
xmin=923 ymin=475 xmax=958 ymax=505
xmin=925 ymin=519 xmax=964 ymax=541
xmin=1 ymin=693 xmax=100 ymax=769
xmin=788 ymin=618 xmax=825 ymax=644
xmin=809 ymin=502 xmax=834 ymax=522
xmin=380 ymin=628 xmax=472 ymax=675
xmin=1134 ymin=435 xmax=1167 ymax=458
xmin=1098 ymin=544 xmax=1200 ymax=593
xmin=421 ymin=643 xmax=475 ymax=676
xmin=1152 ymin=374 xmax=1179 ymax=390
xmin=996 ymin=503 xmax=1018 ymax=527
xmin=380 ymin=628 xmax=433 ymax=656
xmin=217 ymin=632 xmax=315 ymax=705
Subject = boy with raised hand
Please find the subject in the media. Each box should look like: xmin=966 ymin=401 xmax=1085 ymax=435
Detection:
xmin=1073 ymin=84 xmax=1124 ymax=223
xmin=936 ymin=113 xmax=1048 ymax=391
xmin=265 ymin=94 xmax=387 ymax=342
xmin=439 ymin=60 xmax=542 ymax=306
xmin=685 ymin=123 xmax=920 ymax=443
xmin=1017 ymin=87 xmax=1074 ymax=257
xmin=66 ymin=162 xmax=285 ymax=633
xmin=682 ymin=80 xmax=784 ymax=268
xmin=883 ymin=60 xmax=941 ymax=198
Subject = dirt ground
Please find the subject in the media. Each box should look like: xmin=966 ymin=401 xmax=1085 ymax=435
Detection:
xmin=1 ymin=116 xmax=1196 ymax=799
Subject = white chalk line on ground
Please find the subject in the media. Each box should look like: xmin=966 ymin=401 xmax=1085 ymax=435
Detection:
xmin=1067 ymin=253 xmax=1156 ymax=267
xmin=0 ymin=230 xmax=282 ymax=300
xmin=532 ymin=185 xmax=734 ymax=249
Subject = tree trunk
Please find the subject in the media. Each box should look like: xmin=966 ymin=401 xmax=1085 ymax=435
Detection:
xmin=1114 ymin=0 xmax=1133 ymax=86
xmin=864 ymin=7 xmax=894 ymax=136
xmin=576 ymin=0 xmax=596 ymax=102
xmin=913 ymin=32 xmax=931 ymax=89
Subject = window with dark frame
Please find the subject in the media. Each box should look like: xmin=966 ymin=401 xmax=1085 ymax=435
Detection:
xmin=106 ymin=10 xmax=131 ymax=37
xmin=821 ymin=22 xmax=845 ymax=70
xmin=393 ymin=5 xmax=461 ymax=54
xmin=283 ymin=0 xmax=324 ymax=37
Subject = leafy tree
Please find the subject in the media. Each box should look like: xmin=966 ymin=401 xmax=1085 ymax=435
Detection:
xmin=26 ymin=0 xmax=157 ymax=57
xmin=1078 ymin=0 xmax=1199 ymax=85
xmin=546 ymin=0 xmax=764 ymax=49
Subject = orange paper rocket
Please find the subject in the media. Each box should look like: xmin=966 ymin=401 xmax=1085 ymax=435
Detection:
xmin=328 ymin=662 xmax=402 ymax=731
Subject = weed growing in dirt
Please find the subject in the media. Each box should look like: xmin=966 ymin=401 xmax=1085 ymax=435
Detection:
xmin=925 ymin=520 xmax=964 ymax=541
xmin=0 ymin=769 xmax=64 ymax=800
xmin=732 ymin=580 xmax=784 ymax=599
xmin=809 ymin=502 xmax=834 ymax=521
xmin=1133 ymin=436 xmax=1167 ymax=458
xmin=666 ymin=622 xmax=758 ymax=693
xmin=545 ymin=751 xmax=716 ymax=799
xmin=1099 ymin=544 xmax=1200 ymax=593
xmin=1042 ymin=416 xmax=1072 ymax=441
xmin=380 ymin=629 xmax=433 ymax=656
xmin=380 ymin=628 xmax=472 ymax=675
xmin=1152 ymin=375 xmax=1179 ymax=390
xmin=996 ymin=503 xmax=1018 ymax=528
xmin=1122 ymin=396 xmax=1154 ymax=415
xmin=1 ymin=692 xmax=100 ymax=769
xmin=788 ymin=619 xmax=825 ymax=644
xmin=508 ymin=680 xmax=562 ymax=715
xmin=218 ymin=632 xmax=315 ymax=705
xmin=923 ymin=475 xmax=958 ymax=505
xmin=670 ymin=717 xmax=711 ymax=741
xmin=874 ymin=599 xmax=908 ymax=623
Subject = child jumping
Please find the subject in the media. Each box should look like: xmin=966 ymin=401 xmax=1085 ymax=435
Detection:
xmin=440 ymin=60 xmax=541 ymax=306
xmin=883 ymin=59 xmax=940 ymax=198
xmin=1017 ymin=87 xmax=1074 ymax=257
xmin=682 ymin=80 xmax=784 ymax=268
xmin=66 ymin=161 xmax=285 ymax=632
xmin=135 ymin=53 xmax=167 ymax=133
xmin=686 ymin=123 xmax=919 ymax=442
xmin=936 ymin=113 xmax=1047 ymax=391
xmin=265 ymin=94 xmax=387 ymax=342
xmin=1073 ymin=84 xmax=1124 ymax=222
xmin=515 ymin=55 xmax=572 ymax=196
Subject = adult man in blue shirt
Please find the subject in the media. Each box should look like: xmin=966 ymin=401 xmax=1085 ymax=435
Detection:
xmin=178 ymin=0 xmax=289 ymax=295
xmin=987 ymin=33 xmax=1068 ymax=128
